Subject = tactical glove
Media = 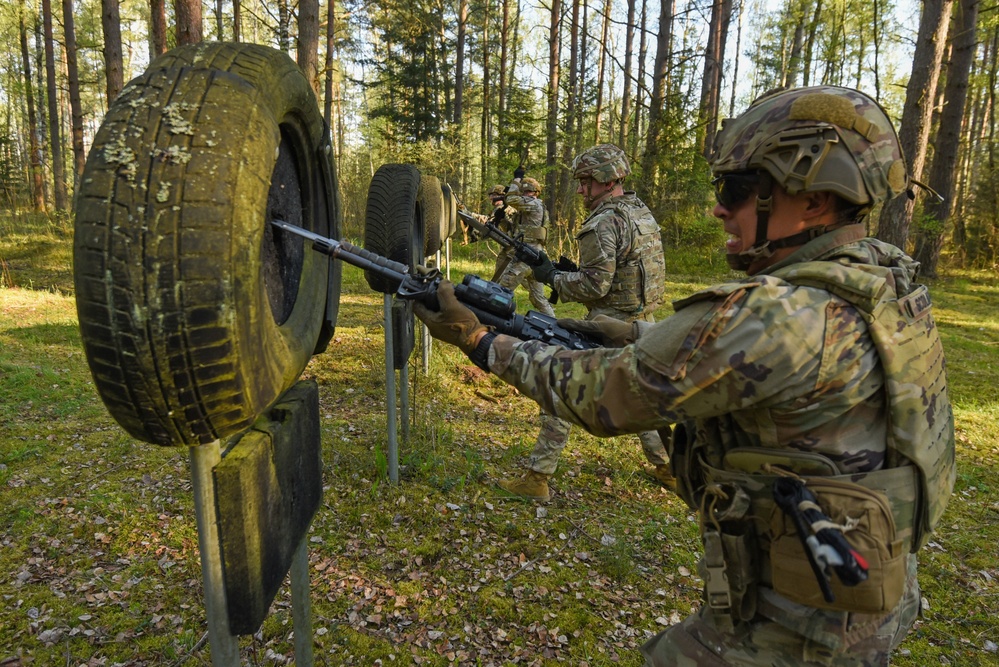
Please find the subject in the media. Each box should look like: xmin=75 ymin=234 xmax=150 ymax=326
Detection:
xmin=412 ymin=278 xmax=489 ymax=355
xmin=557 ymin=315 xmax=638 ymax=348
xmin=531 ymin=252 xmax=557 ymax=287
xmin=513 ymin=167 xmax=526 ymax=180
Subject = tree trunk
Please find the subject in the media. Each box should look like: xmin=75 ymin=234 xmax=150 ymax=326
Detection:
xmin=561 ymin=0 xmax=581 ymax=227
xmin=633 ymin=0 xmax=647 ymax=159
xmin=481 ymin=0 xmax=491 ymax=188
xmin=640 ymin=0 xmax=673 ymax=194
xmin=728 ymin=0 xmax=744 ymax=115
xmin=913 ymin=0 xmax=979 ymax=276
xmin=62 ymin=0 xmax=85 ymax=191
xmin=150 ymin=0 xmax=167 ymax=58
xmin=277 ymin=0 xmax=290 ymax=51
xmin=499 ymin=0 xmax=509 ymax=121
xmin=619 ymin=0 xmax=635 ymax=149
xmin=233 ymin=0 xmax=241 ymax=42
xmin=215 ymin=0 xmax=224 ymax=39
xmin=875 ymin=0 xmax=953 ymax=250
xmin=545 ymin=0 xmax=562 ymax=218
xmin=42 ymin=0 xmax=68 ymax=211
xmin=698 ymin=0 xmax=731 ymax=157
xmin=175 ymin=0 xmax=204 ymax=45
xmin=297 ymin=0 xmax=320 ymax=94
xmin=19 ymin=15 xmax=46 ymax=212
xmin=323 ymin=0 xmax=336 ymax=137
xmin=594 ymin=0 xmax=611 ymax=143
xmin=455 ymin=0 xmax=467 ymax=127
xmin=802 ymin=0 xmax=822 ymax=87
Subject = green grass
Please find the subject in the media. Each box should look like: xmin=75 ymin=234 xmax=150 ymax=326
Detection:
xmin=1 ymin=214 xmax=997 ymax=665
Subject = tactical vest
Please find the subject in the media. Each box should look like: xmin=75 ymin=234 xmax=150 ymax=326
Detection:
xmin=662 ymin=257 xmax=954 ymax=622
xmin=581 ymin=194 xmax=666 ymax=313
xmin=512 ymin=197 xmax=549 ymax=244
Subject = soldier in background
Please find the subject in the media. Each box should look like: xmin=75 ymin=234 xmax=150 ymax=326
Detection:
xmin=494 ymin=174 xmax=555 ymax=314
xmin=414 ymin=86 xmax=954 ymax=665
xmin=497 ymin=146 xmax=675 ymax=500
xmin=467 ymin=184 xmax=515 ymax=278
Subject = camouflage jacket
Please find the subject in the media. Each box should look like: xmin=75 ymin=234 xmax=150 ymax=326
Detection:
xmin=489 ymin=224 xmax=953 ymax=545
xmin=504 ymin=181 xmax=548 ymax=244
xmin=553 ymin=192 xmax=666 ymax=315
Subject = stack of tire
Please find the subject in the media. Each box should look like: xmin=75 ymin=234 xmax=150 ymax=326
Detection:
xmin=74 ymin=43 xmax=341 ymax=447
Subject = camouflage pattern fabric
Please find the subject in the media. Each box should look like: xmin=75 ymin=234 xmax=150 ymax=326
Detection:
xmin=572 ymin=143 xmax=632 ymax=183
xmin=496 ymin=255 xmax=554 ymax=316
xmin=553 ymin=192 xmax=666 ymax=315
xmin=485 ymin=225 xmax=950 ymax=663
xmin=496 ymin=185 xmax=553 ymax=315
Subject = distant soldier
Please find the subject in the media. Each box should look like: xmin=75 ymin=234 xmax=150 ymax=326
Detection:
xmin=494 ymin=173 xmax=555 ymax=315
xmin=497 ymin=146 xmax=675 ymax=500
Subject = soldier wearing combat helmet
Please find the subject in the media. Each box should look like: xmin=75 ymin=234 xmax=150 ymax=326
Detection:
xmin=497 ymin=144 xmax=674 ymax=500
xmin=413 ymin=86 xmax=954 ymax=665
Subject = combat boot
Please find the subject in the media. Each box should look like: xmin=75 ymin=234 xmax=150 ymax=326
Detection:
xmin=497 ymin=470 xmax=551 ymax=501
xmin=646 ymin=463 xmax=677 ymax=490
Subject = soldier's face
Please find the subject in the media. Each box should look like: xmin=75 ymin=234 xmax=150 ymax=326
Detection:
xmin=576 ymin=177 xmax=614 ymax=210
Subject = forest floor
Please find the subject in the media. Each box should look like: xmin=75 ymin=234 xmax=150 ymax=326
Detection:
xmin=1 ymin=213 xmax=997 ymax=666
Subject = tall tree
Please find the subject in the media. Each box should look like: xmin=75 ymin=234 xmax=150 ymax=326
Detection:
xmin=560 ymin=0 xmax=582 ymax=226
xmin=102 ymin=0 xmax=124 ymax=102
xmin=913 ymin=0 xmax=980 ymax=276
xmin=298 ymin=0 xmax=320 ymax=94
xmin=19 ymin=14 xmax=46 ymax=212
xmin=62 ymin=0 xmax=85 ymax=190
xmin=41 ymin=0 xmax=68 ymax=210
xmin=176 ymin=0 xmax=204 ymax=45
xmin=594 ymin=0 xmax=611 ymax=142
xmin=544 ymin=0 xmax=562 ymax=217
xmin=640 ymin=0 xmax=672 ymax=188
xmin=619 ymin=0 xmax=636 ymax=148
xmin=697 ymin=0 xmax=732 ymax=156
xmin=499 ymin=0 xmax=510 ymax=121
xmin=454 ymin=0 xmax=468 ymax=126
xmin=234 ymin=0 xmax=241 ymax=42
xmin=150 ymin=0 xmax=167 ymax=57
xmin=876 ymin=0 xmax=954 ymax=249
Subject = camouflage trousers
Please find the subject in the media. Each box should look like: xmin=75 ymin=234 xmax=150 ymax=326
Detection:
xmin=496 ymin=254 xmax=555 ymax=317
xmin=640 ymin=555 xmax=920 ymax=667
xmin=526 ymin=308 xmax=668 ymax=475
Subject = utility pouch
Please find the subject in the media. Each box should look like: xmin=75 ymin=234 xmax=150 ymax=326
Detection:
xmin=521 ymin=226 xmax=548 ymax=243
xmin=769 ymin=477 xmax=906 ymax=613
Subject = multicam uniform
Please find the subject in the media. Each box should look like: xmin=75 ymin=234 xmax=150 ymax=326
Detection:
xmin=485 ymin=226 xmax=955 ymax=665
xmin=527 ymin=191 xmax=670 ymax=474
xmin=496 ymin=180 xmax=555 ymax=317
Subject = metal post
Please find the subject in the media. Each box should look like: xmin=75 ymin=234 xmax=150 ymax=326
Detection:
xmin=384 ymin=293 xmax=399 ymax=484
xmin=189 ymin=441 xmax=241 ymax=666
xmin=289 ymin=537 xmax=314 ymax=666
xmin=400 ymin=362 xmax=410 ymax=443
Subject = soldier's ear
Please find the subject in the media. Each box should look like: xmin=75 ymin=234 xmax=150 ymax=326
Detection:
xmin=802 ymin=191 xmax=835 ymax=220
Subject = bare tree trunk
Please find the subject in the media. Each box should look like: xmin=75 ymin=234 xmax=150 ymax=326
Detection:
xmin=875 ymin=0 xmax=953 ymax=249
xmin=698 ymin=0 xmax=732 ymax=157
xmin=499 ymin=0 xmax=510 ymax=121
xmin=297 ymin=0 xmax=320 ymax=94
xmin=802 ymin=0 xmax=822 ymax=87
xmin=175 ymin=0 xmax=203 ymax=45
xmin=594 ymin=0 xmax=610 ymax=142
xmin=215 ymin=0 xmax=224 ymax=39
xmin=640 ymin=0 xmax=672 ymax=195
xmin=787 ymin=0 xmax=807 ymax=86
xmin=455 ymin=0 xmax=467 ymax=126
xmin=633 ymin=0 xmax=647 ymax=159
xmin=323 ymin=0 xmax=336 ymax=135
xmin=619 ymin=0 xmax=635 ymax=148
xmin=728 ymin=0 xmax=744 ymax=115
xmin=481 ymin=0 xmax=491 ymax=188
xmin=545 ymin=0 xmax=562 ymax=218
xmin=561 ymin=0 xmax=581 ymax=227
xmin=914 ymin=0 xmax=979 ymax=276
xmin=62 ymin=0 xmax=85 ymax=191
xmin=19 ymin=15 xmax=46 ymax=212
xmin=277 ymin=0 xmax=290 ymax=51
xmin=233 ymin=0 xmax=241 ymax=42
xmin=150 ymin=0 xmax=167 ymax=58
xmin=42 ymin=0 xmax=67 ymax=211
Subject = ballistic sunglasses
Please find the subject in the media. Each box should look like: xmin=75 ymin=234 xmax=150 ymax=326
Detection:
xmin=712 ymin=172 xmax=761 ymax=209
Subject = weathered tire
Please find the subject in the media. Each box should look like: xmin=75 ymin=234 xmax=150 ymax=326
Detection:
xmin=441 ymin=183 xmax=459 ymax=241
xmin=73 ymin=43 xmax=337 ymax=446
xmin=419 ymin=174 xmax=444 ymax=256
xmin=363 ymin=164 xmax=425 ymax=292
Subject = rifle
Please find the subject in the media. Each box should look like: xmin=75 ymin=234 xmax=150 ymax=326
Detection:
xmin=270 ymin=220 xmax=600 ymax=351
xmin=457 ymin=207 xmax=574 ymax=305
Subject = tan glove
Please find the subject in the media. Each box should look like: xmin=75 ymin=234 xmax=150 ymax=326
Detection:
xmin=557 ymin=315 xmax=638 ymax=348
xmin=413 ymin=279 xmax=489 ymax=355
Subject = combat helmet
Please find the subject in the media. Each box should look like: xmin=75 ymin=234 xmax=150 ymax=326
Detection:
xmin=572 ymin=144 xmax=631 ymax=183
xmin=520 ymin=177 xmax=541 ymax=193
xmin=710 ymin=86 xmax=910 ymax=271
xmin=488 ymin=184 xmax=506 ymax=198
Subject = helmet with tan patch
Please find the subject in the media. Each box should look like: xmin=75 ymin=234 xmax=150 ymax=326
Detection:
xmin=710 ymin=86 xmax=908 ymax=209
xmin=572 ymin=144 xmax=631 ymax=183
xmin=488 ymin=184 xmax=506 ymax=198
xmin=520 ymin=177 xmax=541 ymax=193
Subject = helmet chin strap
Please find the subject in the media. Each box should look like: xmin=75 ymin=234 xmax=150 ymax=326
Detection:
xmin=725 ymin=172 xmax=852 ymax=273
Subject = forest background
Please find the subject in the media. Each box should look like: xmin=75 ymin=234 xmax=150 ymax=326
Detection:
xmin=0 ymin=0 xmax=998 ymax=269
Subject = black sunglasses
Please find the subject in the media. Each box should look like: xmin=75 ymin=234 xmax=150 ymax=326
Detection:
xmin=712 ymin=172 xmax=760 ymax=209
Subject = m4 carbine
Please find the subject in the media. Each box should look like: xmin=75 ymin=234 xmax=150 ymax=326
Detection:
xmin=270 ymin=220 xmax=600 ymax=351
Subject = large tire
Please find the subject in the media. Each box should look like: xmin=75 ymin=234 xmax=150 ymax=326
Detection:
xmin=441 ymin=183 xmax=459 ymax=241
xmin=74 ymin=43 xmax=336 ymax=446
xmin=363 ymin=164 xmax=424 ymax=292
xmin=419 ymin=174 xmax=444 ymax=256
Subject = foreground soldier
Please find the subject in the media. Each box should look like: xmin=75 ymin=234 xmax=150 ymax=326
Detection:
xmin=414 ymin=86 xmax=955 ymax=665
xmin=498 ymin=145 xmax=674 ymax=500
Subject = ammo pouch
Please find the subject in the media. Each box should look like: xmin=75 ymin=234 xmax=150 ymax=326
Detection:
xmin=700 ymin=491 xmax=759 ymax=628
xmin=769 ymin=477 xmax=906 ymax=613
xmin=699 ymin=451 xmax=916 ymax=617
xmin=520 ymin=226 xmax=548 ymax=243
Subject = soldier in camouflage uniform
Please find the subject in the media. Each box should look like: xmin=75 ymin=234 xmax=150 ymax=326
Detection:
xmin=497 ymin=145 xmax=673 ymax=500
xmin=414 ymin=86 xmax=955 ymax=665
xmin=495 ymin=176 xmax=556 ymax=316
xmin=468 ymin=184 xmax=517 ymax=279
